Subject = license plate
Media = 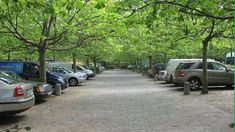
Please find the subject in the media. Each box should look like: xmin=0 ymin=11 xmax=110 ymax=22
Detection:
xmin=27 ymin=89 xmax=33 ymax=95
xmin=48 ymin=91 xmax=52 ymax=95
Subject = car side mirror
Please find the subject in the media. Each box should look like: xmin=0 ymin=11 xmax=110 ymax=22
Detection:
xmin=225 ymin=68 xmax=230 ymax=72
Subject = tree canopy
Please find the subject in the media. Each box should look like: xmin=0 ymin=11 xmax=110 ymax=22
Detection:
xmin=0 ymin=0 xmax=233 ymax=91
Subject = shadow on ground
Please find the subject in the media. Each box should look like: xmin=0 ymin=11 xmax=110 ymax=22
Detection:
xmin=35 ymin=100 xmax=47 ymax=105
xmin=168 ymin=85 xmax=234 ymax=92
xmin=0 ymin=115 xmax=26 ymax=126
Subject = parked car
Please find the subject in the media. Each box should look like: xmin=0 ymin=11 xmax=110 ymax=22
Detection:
xmin=0 ymin=74 xmax=35 ymax=115
xmin=225 ymin=52 xmax=234 ymax=65
xmin=48 ymin=62 xmax=96 ymax=79
xmin=0 ymin=71 xmax=52 ymax=101
xmin=154 ymin=63 xmax=166 ymax=74
xmin=174 ymin=61 xmax=234 ymax=90
xmin=127 ymin=65 xmax=134 ymax=70
xmin=155 ymin=70 xmax=167 ymax=81
xmin=62 ymin=67 xmax=88 ymax=81
xmin=99 ymin=66 xmax=105 ymax=71
xmin=166 ymin=59 xmax=215 ymax=83
xmin=0 ymin=61 xmax=68 ymax=90
xmin=49 ymin=67 xmax=86 ymax=86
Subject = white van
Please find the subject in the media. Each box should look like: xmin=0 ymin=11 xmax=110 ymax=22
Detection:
xmin=166 ymin=59 xmax=215 ymax=83
xmin=47 ymin=62 xmax=96 ymax=79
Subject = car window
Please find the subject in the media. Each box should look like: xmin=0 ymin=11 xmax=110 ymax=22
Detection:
xmin=177 ymin=63 xmax=195 ymax=70
xmin=7 ymin=72 xmax=24 ymax=81
xmin=208 ymin=63 xmax=213 ymax=70
xmin=212 ymin=63 xmax=226 ymax=71
xmin=52 ymin=68 xmax=66 ymax=74
xmin=0 ymin=72 xmax=23 ymax=81
xmin=77 ymin=65 xmax=84 ymax=70
xmin=0 ymin=75 xmax=19 ymax=84
xmin=196 ymin=62 xmax=213 ymax=70
xmin=62 ymin=67 xmax=73 ymax=73
xmin=25 ymin=63 xmax=39 ymax=75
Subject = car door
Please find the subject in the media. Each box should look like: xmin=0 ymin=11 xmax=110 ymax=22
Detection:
xmin=211 ymin=62 xmax=233 ymax=84
xmin=23 ymin=63 xmax=40 ymax=82
xmin=52 ymin=68 xmax=66 ymax=78
xmin=206 ymin=62 xmax=218 ymax=85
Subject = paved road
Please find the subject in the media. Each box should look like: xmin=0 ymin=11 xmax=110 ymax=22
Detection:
xmin=0 ymin=70 xmax=233 ymax=132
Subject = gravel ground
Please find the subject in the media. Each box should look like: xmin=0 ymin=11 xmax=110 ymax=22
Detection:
xmin=0 ymin=70 xmax=233 ymax=132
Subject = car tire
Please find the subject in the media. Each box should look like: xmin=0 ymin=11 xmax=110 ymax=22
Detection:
xmin=170 ymin=75 xmax=173 ymax=82
xmin=188 ymin=78 xmax=201 ymax=91
xmin=68 ymin=78 xmax=78 ymax=86
xmin=225 ymin=84 xmax=233 ymax=88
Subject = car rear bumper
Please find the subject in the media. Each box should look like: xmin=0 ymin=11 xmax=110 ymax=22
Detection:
xmin=78 ymin=78 xmax=86 ymax=83
xmin=88 ymin=73 xmax=96 ymax=78
xmin=35 ymin=91 xmax=52 ymax=101
xmin=173 ymin=77 xmax=186 ymax=84
xmin=157 ymin=75 xmax=167 ymax=81
xmin=0 ymin=97 xmax=35 ymax=114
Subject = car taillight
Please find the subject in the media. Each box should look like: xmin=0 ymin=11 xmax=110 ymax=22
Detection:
xmin=178 ymin=71 xmax=187 ymax=77
xmin=13 ymin=86 xmax=24 ymax=97
xmin=36 ymin=86 xmax=45 ymax=92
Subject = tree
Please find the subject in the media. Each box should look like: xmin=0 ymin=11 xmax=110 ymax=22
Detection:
xmin=0 ymin=0 xmax=89 ymax=82
xmin=114 ymin=0 xmax=233 ymax=94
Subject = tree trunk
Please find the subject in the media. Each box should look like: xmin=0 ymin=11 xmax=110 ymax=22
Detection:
xmin=72 ymin=52 xmax=77 ymax=73
xmin=7 ymin=51 xmax=11 ymax=61
xmin=163 ymin=52 xmax=167 ymax=64
xmin=148 ymin=56 xmax=152 ymax=68
xmin=86 ymin=58 xmax=89 ymax=66
xmin=230 ymin=47 xmax=233 ymax=64
xmin=201 ymin=41 xmax=209 ymax=94
xmin=93 ymin=59 xmax=97 ymax=74
xmin=39 ymin=48 xmax=47 ymax=83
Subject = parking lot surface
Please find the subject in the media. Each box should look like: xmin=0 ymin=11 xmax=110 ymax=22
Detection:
xmin=0 ymin=70 xmax=234 ymax=132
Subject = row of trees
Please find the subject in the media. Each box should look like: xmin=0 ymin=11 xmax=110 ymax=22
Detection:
xmin=112 ymin=0 xmax=233 ymax=94
xmin=0 ymin=0 xmax=233 ymax=94
xmin=0 ymin=0 xmax=122 ymax=81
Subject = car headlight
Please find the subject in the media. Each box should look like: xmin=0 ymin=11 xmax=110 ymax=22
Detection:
xmin=58 ymin=78 xmax=64 ymax=82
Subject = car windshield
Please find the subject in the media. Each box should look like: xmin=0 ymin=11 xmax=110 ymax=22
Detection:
xmin=78 ymin=65 xmax=85 ymax=70
xmin=62 ymin=67 xmax=73 ymax=73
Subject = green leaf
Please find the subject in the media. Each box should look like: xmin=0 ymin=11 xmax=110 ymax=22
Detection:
xmin=76 ymin=0 xmax=83 ymax=9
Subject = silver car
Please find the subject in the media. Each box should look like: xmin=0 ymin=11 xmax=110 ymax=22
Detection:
xmin=49 ymin=67 xmax=86 ymax=86
xmin=0 ymin=75 xmax=35 ymax=115
xmin=155 ymin=70 xmax=167 ymax=81
xmin=174 ymin=61 xmax=234 ymax=90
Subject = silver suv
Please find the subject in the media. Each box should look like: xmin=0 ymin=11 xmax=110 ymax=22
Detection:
xmin=174 ymin=61 xmax=234 ymax=90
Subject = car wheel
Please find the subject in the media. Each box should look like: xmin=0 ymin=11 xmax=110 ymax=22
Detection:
xmin=225 ymin=84 xmax=233 ymax=88
xmin=170 ymin=75 xmax=173 ymax=83
xmin=188 ymin=78 xmax=201 ymax=90
xmin=68 ymin=78 xmax=78 ymax=86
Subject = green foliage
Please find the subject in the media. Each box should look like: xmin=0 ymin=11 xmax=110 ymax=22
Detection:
xmin=0 ymin=0 xmax=233 ymax=67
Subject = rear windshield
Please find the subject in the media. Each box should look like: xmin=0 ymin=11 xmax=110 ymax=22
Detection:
xmin=4 ymin=72 xmax=24 ymax=81
xmin=176 ymin=63 xmax=195 ymax=70
xmin=0 ymin=76 xmax=19 ymax=84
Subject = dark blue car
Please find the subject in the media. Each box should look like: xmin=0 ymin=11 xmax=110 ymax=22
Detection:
xmin=0 ymin=61 xmax=68 ymax=90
